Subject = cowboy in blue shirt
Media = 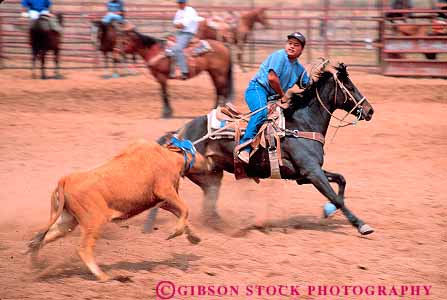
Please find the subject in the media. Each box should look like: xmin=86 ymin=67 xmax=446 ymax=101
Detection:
xmin=102 ymin=0 xmax=125 ymax=24
xmin=237 ymin=32 xmax=313 ymax=164
xmin=21 ymin=0 xmax=62 ymax=32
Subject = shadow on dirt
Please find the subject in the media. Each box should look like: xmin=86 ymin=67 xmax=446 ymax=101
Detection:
xmin=232 ymin=215 xmax=349 ymax=237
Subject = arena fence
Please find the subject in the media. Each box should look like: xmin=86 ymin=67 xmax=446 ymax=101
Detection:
xmin=381 ymin=6 xmax=447 ymax=78
xmin=0 ymin=1 xmax=445 ymax=77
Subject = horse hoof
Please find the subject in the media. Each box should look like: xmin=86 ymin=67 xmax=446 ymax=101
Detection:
xmin=358 ymin=224 xmax=374 ymax=235
xmin=162 ymin=110 xmax=173 ymax=118
xmin=323 ymin=202 xmax=337 ymax=218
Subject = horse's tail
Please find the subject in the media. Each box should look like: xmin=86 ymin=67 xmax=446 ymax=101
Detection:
xmin=226 ymin=45 xmax=235 ymax=102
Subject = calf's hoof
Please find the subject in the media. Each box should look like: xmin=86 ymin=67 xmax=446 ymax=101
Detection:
xmin=358 ymin=224 xmax=374 ymax=235
xmin=97 ymin=273 xmax=112 ymax=282
xmin=166 ymin=229 xmax=184 ymax=241
xmin=186 ymin=233 xmax=201 ymax=245
xmin=113 ymin=275 xmax=133 ymax=283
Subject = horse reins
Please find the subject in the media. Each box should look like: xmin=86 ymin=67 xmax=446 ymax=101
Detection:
xmin=315 ymin=72 xmax=367 ymax=128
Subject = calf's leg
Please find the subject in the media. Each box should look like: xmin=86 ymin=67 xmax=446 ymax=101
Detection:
xmin=157 ymin=188 xmax=201 ymax=244
xmin=77 ymin=218 xmax=109 ymax=281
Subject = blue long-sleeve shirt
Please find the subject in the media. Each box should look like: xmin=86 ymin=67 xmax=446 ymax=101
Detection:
xmin=252 ymin=49 xmax=311 ymax=96
xmin=21 ymin=0 xmax=51 ymax=11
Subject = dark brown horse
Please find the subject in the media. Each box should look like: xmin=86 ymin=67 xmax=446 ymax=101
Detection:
xmin=29 ymin=13 xmax=63 ymax=79
xmin=116 ymin=30 xmax=234 ymax=118
xmin=91 ymin=21 xmax=137 ymax=78
xmin=197 ymin=8 xmax=270 ymax=71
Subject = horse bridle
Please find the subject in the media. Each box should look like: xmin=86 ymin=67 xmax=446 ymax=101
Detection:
xmin=316 ymin=72 xmax=367 ymax=128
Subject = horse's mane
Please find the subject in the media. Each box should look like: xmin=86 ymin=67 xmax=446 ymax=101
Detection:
xmin=287 ymin=63 xmax=349 ymax=114
xmin=135 ymin=31 xmax=159 ymax=47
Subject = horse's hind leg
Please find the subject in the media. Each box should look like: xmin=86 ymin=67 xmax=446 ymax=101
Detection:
xmin=40 ymin=52 xmax=46 ymax=79
xmin=31 ymin=50 xmax=38 ymax=79
xmin=54 ymin=48 xmax=62 ymax=79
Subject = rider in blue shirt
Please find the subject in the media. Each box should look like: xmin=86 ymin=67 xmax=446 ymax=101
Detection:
xmin=21 ymin=0 xmax=62 ymax=32
xmin=102 ymin=0 xmax=125 ymax=24
xmin=237 ymin=32 xmax=312 ymax=164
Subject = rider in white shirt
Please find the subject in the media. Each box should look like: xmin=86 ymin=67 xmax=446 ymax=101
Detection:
xmin=170 ymin=0 xmax=199 ymax=80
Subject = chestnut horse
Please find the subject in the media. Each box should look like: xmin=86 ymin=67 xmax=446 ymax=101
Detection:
xmin=29 ymin=13 xmax=63 ymax=79
xmin=116 ymin=30 xmax=234 ymax=118
xmin=197 ymin=8 xmax=270 ymax=71
xmin=91 ymin=21 xmax=137 ymax=78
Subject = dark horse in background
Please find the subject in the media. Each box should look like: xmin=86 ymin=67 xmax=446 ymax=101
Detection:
xmin=91 ymin=21 xmax=138 ymax=78
xmin=145 ymin=63 xmax=376 ymax=236
xmin=197 ymin=8 xmax=270 ymax=72
xmin=29 ymin=13 xmax=63 ymax=79
xmin=116 ymin=29 xmax=234 ymax=118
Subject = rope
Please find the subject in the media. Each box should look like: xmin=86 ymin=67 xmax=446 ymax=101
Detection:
xmin=192 ymin=104 xmax=268 ymax=146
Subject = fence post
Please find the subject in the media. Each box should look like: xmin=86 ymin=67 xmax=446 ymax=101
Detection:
xmin=323 ymin=0 xmax=330 ymax=59
xmin=306 ymin=18 xmax=312 ymax=64
xmin=0 ymin=15 xmax=3 ymax=69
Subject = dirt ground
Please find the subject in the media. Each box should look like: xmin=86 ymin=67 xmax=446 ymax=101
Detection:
xmin=0 ymin=67 xmax=446 ymax=300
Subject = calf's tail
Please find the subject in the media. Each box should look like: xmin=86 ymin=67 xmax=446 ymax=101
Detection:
xmin=27 ymin=180 xmax=66 ymax=252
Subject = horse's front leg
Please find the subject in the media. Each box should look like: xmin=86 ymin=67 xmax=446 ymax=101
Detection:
xmin=297 ymin=170 xmax=346 ymax=218
xmin=54 ymin=49 xmax=63 ymax=79
xmin=236 ymin=43 xmax=246 ymax=73
xmin=102 ymin=52 xmax=111 ymax=78
xmin=111 ymin=53 xmax=120 ymax=78
xmin=301 ymin=167 xmax=373 ymax=235
xmin=31 ymin=50 xmax=38 ymax=79
xmin=155 ymin=74 xmax=172 ymax=118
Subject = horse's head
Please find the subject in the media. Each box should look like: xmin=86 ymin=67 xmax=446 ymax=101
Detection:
xmin=316 ymin=63 xmax=374 ymax=122
xmin=91 ymin=21 xmax=119 ymax=51
xmin=114 ymin=27 xmax=156 ymax=56
xmin=241 ymin=8 xmax=270 ymax=29
xmin=254 ymin=8 xmax=270 ymax=28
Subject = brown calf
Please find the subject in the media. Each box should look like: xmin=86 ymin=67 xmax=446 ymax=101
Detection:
xmin=26 ymin=138 xmax=207 ymax=281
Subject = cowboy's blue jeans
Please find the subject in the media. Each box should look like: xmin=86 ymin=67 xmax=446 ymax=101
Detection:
xmin=172 ymin=32 xmax=194 ymax=74
xmin=239 ymin=80 xmax=269 ymax=151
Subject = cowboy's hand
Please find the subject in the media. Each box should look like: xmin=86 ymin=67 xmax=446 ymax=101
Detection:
xmin=310 ymin=68 xmax=322 ymax=82
xmin=278 ymin=95 xmax=290 ymax=109
xmin=21 ymin=12 xmax=29 ymax=18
